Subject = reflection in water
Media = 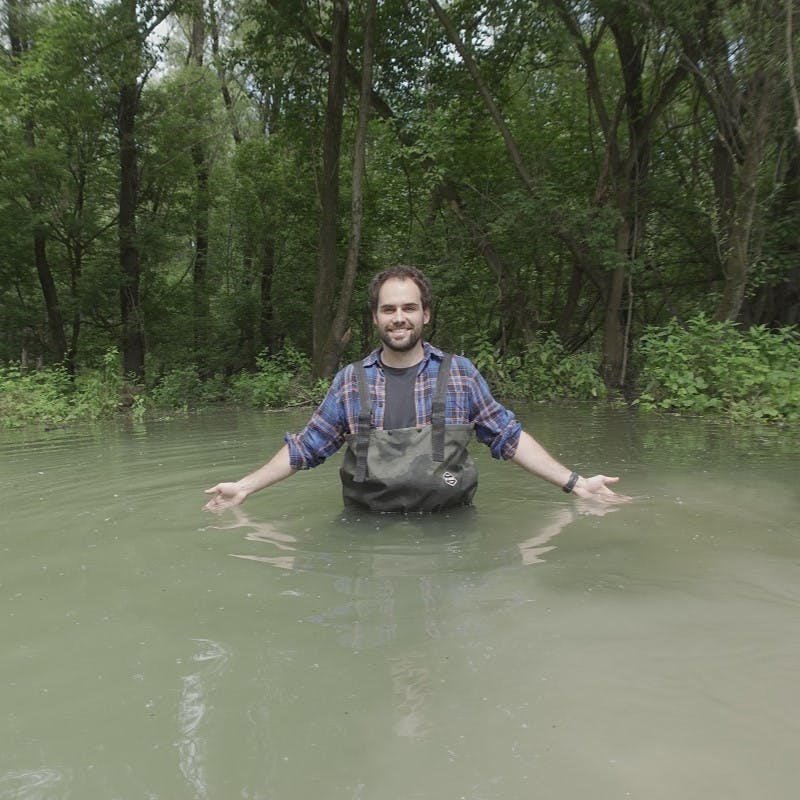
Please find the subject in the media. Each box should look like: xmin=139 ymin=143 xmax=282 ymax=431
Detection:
xmin=175 ymin=639 xmax=230 ymax=799
xmin=223 ymin=501 xmax=619 ymax=573
xmin=0 ymin=767 xmax=70 ymax=799
xmin=207 ymin=507 xmax=299 ymax=569
xmin=215 ymin=502 xmax=618 ymax=745
xmin=517 ymin=501 xmax=619 ymax=565
xmin=390 ymin=653 xmax=431 ymax=739
xmin=3 ymin=409 xmax=799 ymax=798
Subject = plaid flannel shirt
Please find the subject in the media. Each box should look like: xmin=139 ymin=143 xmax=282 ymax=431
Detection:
xmin=285 ymin=342 xmax=522 ymax=470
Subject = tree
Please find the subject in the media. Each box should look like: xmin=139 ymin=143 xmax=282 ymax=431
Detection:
xmin=5 ymin=0 xmax=68 ymax=364
xmin=311 ymin=0 xmax=348 ymax=378
xmin=657 ymin=0 xmax=790 ymax=322
xmin=316 ymin=0 xmax=377 ymax=378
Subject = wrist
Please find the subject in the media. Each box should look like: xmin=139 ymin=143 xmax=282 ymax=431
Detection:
xmin=235 ymin=480 xmax=254 ymax=497
xmin=562 ymin=471 xmax=580 ymax=494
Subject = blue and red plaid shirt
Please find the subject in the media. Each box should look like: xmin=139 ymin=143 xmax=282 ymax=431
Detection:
xmin=285 ymin=342 xmax=522 ymax=470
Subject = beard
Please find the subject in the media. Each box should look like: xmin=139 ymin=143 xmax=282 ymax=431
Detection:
xmin=379 ymin=324 xmax=423 ymax=353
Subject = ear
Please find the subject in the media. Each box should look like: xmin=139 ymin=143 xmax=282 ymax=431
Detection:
xmin=423 ymin=308 xmax=431 ymax=325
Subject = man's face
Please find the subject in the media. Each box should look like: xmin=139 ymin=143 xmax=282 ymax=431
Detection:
xmin=373 ymin=278 xmax=430 ymax=354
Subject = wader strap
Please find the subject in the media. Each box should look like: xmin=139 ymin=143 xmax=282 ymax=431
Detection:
xmin=353 ymin=361 xmax=372 ymax=483
xmin=431 ymin=353 xmax=452 ymax=462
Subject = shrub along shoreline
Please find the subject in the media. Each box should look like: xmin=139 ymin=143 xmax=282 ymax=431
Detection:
xmin=1 ymin=318 xmax=798 ymax=428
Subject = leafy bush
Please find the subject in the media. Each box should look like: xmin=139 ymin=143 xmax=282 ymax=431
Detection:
xmin=634 ymin=316 xmax=800 ymax=422
xmin=70 ymin=349 xmax=126 ymax=419
xmin=517 ymin=334 xmax=608 ymax=401
xmin=0 ymin=362 xmax=74 ymax=427
xmin=467 ymin=333 xmax=607 ymax=401
xmin=0 ymin=349 xmax=126 ymax=427
xmin=229 ymin=344 xmax=328 ymax=409
xmin=145 ymin=365 xmax=227 ymax=411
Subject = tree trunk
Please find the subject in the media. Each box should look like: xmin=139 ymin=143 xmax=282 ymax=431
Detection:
xmin=312 ymin=0 xmax=349 ymax=379
xmin=117 ymin=0 xmax=145 ymax=380
xmin=269 ymin=0 xmax=521 ymax=344
xmin=8 ymin=0 xmax=67 ymax=364
xmin=710 ymin=81 xmax=774 ymax=322
xmin=259 ymin=239 xmax=280 ymax=355
xmin=210 ymin=0 xmax=242 ymax=144
xmin=554 ymin=1 xmax=687 ymax=387
xmin=33 ymin=217 xmax=67 ymax=363
xmin=675 ymin=0 xmax=783 ymax=323
xmin=190 ymin=2 xmax=211 ymax=374
xmin=317 ymin=0 xmax=377 ymax=378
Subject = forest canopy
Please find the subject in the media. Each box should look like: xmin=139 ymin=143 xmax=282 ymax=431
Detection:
xmin=1 ymin=0 xmax=799 ymax=422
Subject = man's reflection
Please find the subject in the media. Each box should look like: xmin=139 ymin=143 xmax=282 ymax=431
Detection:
xmin=209 ymin=502 xmax=619 ymax=740
xmin=216 ymin=500 xmax=619 ymax=572
xmin=517 ymin=501 xmax=618 ymax=565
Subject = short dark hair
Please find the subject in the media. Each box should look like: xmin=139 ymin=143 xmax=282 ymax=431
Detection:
xmin=368 ymin=265 xmax=433 ymax=313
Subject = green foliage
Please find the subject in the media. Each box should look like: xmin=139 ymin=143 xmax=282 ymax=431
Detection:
xmin=467 ymin=333 xmax=607 ymax=401
xmin=0 ymin=349 xmax=125 ymax=427
xmin=69 ymin=348 xmax=127 ymax=419
xmin=145 ymin=366 xmax=226 ymax=411
xmin=634 ymin=317 xmax=800 ymax=423
xmin=518 ymin=336 xmax=609 ymax=401
xmin=0 ymin=363 xmax=73 ymax=427
xmin=229 ymin=344 xmax=329 ymax=409
xmin=1 ymin=0 xmax=797 ymax=393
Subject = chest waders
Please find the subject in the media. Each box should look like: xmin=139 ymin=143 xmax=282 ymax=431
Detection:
xmin=339 ymin=354 xmax=478 ymax=512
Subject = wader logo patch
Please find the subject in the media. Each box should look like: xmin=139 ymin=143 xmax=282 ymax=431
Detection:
xmin=442 ymin=471 xmax=458 ymax=487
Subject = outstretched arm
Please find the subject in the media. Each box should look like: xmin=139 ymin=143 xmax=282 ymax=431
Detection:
xmin=203 ymin=444 xmax=296 ymax=511
xmin=511 ymin=431 xmax=629 ymax=502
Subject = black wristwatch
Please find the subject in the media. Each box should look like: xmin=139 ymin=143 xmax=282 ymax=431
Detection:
xmin=562 ymin=471 xmax=580 ymax=493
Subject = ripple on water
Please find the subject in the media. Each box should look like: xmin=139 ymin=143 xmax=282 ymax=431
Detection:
xmin=0 ymin=767 xmax=71 ymax=796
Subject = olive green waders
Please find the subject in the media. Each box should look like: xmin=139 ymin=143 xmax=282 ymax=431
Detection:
xmin=340 ymin=354 xmax=478 ymax=512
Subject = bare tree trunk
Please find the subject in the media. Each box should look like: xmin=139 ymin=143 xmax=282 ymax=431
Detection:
xmin=258 ymin=240 xmax=280 ymax=355
xmin=117 ymin=0 xmax=145 ymax=380
xmin=555 ymin=263 xmax=584 ymax=343
xmin=118 ymin=80 xmax=145 ymax=380
xmin=189 ymin=1 xmax=211 ymax=375
xmin=32 ymin=213 xmax=67 ymax=363
xmin=209 ymin=0 xmax=242 ymax=144
xmin=312 ymin=0 xmax=349 ymax=379
xmin=317 ymin=0 xmax=377 ymax=377
xmin=787 ymin=0 xmax=800 ymax=146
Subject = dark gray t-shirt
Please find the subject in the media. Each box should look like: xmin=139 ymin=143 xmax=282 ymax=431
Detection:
xmin=381 ymin=360 xmax=419 ymax=430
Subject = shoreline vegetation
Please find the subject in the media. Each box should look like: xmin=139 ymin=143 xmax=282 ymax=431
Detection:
xmin=2 ymin=318 xmax=798 ymax=429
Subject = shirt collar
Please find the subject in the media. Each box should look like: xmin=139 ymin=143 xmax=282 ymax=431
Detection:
xmin=361 ymin=341 xmax=444 ymax=368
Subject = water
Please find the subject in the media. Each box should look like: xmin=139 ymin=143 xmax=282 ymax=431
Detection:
xmin=1 ymin=406 xmax=798 ymax=800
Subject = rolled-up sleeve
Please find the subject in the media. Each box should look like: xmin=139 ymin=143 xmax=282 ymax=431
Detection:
xmin=468 ymin=367 xmax=522 ymax=460
xmin=284 ymin=372 xmax=348 ymax=469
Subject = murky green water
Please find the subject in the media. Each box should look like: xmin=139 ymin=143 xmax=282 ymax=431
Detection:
xmin=2 ymin=405 xmax=799 ymax=800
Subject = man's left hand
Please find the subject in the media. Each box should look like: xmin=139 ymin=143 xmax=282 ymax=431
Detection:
xmin=573 ymin=475 xmax=631 ymax=503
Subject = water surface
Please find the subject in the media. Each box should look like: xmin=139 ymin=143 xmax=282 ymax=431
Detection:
xmin=2 ymin=406 xmax=799 ymax=799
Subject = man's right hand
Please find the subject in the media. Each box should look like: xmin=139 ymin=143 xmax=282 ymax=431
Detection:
xmin=203 ymin=482 xmax=249 ymax=511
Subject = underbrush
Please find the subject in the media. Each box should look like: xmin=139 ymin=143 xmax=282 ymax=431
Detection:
xmin=634 ymin=316 xmax=800 ymax=423
xmin=0 ymin=349 xmax=124 ymax=427
xmin=2 ymin=321 xmax=797 ymax=427
xmin=467 ymin=332 xmax=608 ymax=402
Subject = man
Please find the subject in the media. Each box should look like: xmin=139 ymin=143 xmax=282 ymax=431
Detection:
xmin=204 ymin=265 xmax=628 ymax=513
